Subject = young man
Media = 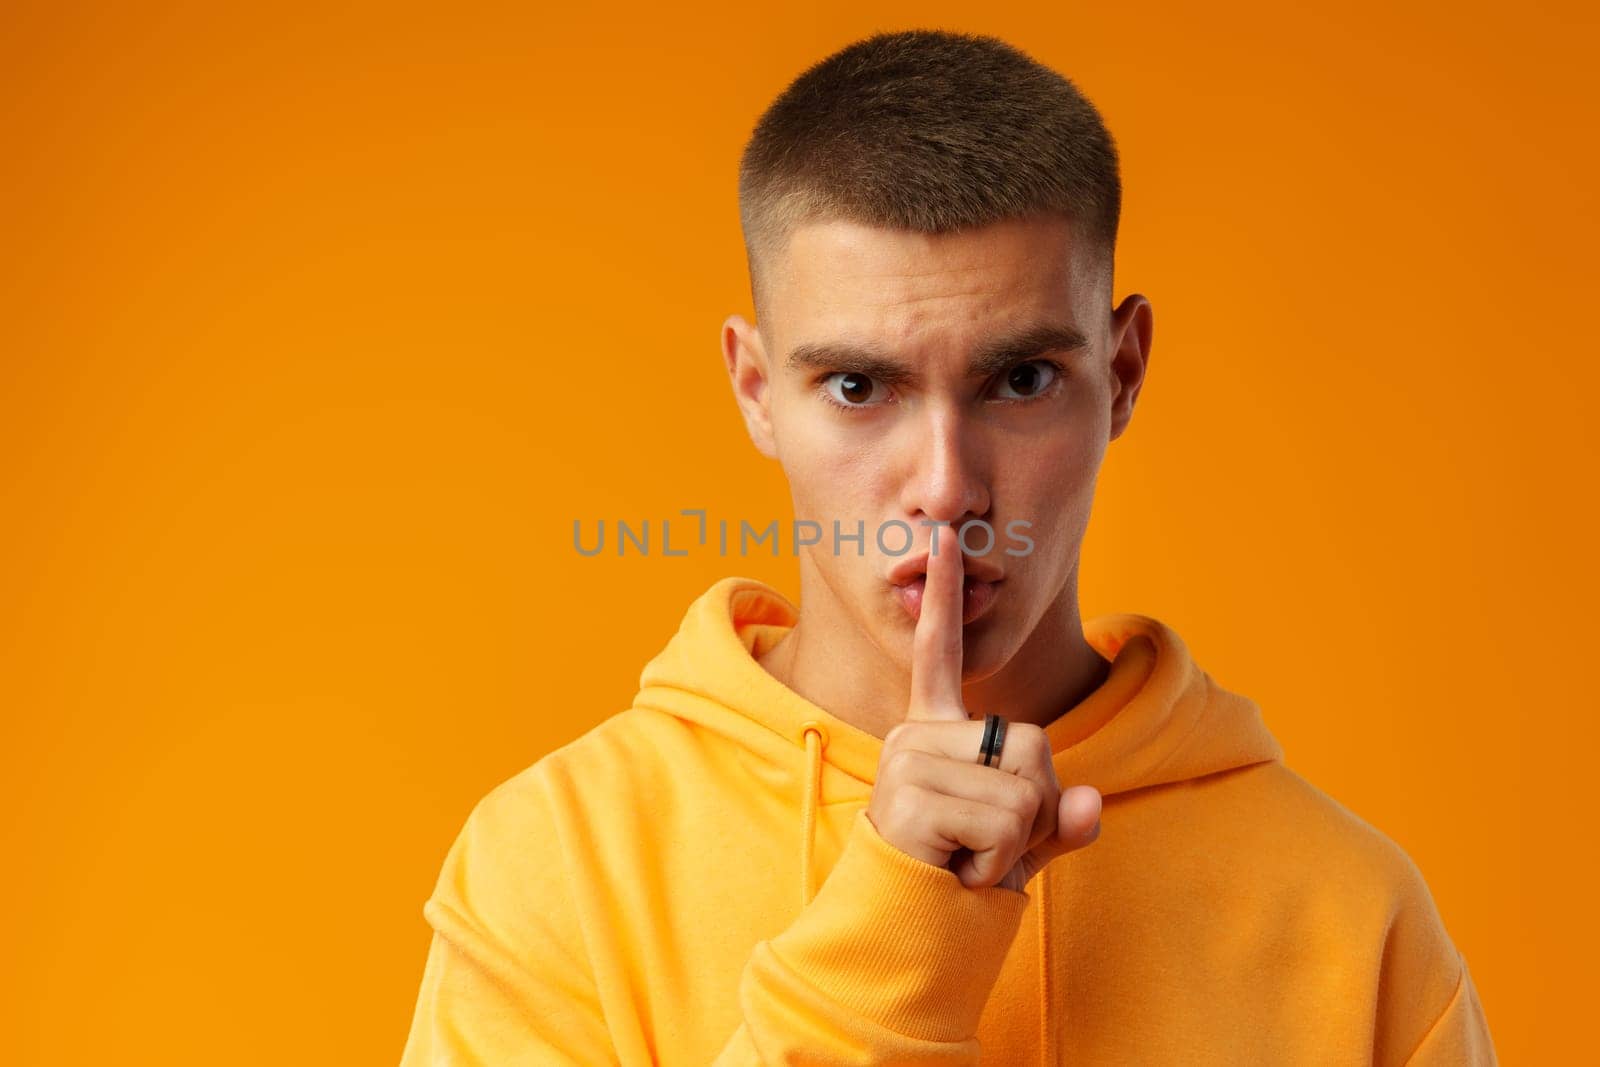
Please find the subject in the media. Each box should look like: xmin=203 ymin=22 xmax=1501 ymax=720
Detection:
xmin=399 ymin=29 xmax=1496 ymax=1064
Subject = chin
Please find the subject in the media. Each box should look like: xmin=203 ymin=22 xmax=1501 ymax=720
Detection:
xmin=868 ymin=591 xmax=1018 ymax=682
xmin=958 ymin=613 xmax=1017 ymax=681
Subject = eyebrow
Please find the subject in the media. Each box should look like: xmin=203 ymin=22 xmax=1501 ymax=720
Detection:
xmin=784 ymin=322 xmax=1092 ymax=386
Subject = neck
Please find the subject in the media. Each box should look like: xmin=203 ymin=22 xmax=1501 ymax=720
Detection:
xmin=758 ymin=559 xmax=1111 ymax=741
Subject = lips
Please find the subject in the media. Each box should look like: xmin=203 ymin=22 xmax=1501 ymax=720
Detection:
xmin=893 ymin=572 xmax=1002 ymax=625
xmin=886 ymin=550 xmax=1005 ymax=586
xmin=887 ymin=549 xmax=1005 ymax=625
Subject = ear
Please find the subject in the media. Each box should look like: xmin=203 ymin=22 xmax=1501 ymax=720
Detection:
xmin=1106 ymin=293 xmax=1153 ymax=442
xmin=722 ymin=314 xmax=778 ymax=458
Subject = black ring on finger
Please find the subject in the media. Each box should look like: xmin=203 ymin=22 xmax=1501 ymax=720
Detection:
xmin=980 ymin=713 xmax=1006 ymax=766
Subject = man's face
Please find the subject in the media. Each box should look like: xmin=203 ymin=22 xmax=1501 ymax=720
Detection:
xmin=722 ymin=213 xmax=1150 ymax=681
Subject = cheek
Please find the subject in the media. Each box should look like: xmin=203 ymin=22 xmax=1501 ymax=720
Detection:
xmin=1001 ymin=430 xmax=1105 ymax=535
xmin=774 ymin=420 xmax=883 ymax=520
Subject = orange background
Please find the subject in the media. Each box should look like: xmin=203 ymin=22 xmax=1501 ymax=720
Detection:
xmin=3 ymin=2 xmax=1594 ymax=1062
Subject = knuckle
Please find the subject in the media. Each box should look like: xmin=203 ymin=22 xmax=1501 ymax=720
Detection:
xmin=881 ymin=746 xmax=921 ymax=783
xmin=991 ymin=808 xmax=1028 ymax=855
xmin=1008 ymin=808 xmax=1031 ymax=848
xmin=885 ymin=784 xmax=925 ymax=829
xmin=1011 ymin=722 xmax=1048 ymax=758
xmin=1010 ymin=775 xmax=1044 ymax=817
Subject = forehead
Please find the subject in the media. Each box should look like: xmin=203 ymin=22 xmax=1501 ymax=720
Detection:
xmin=762 ymin=214 xmax=1097 ymax=352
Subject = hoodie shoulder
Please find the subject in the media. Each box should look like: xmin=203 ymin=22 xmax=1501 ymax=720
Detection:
xmin=482 ymin=707 xmax=692 ymax=811
xmin=1247 ymin=762 xmax=1439 ymax=893
xmin=1250 ymin=763 xmax=1481 ymax=1059
xmin=1242 ymin=762 xmax=1468 ymax=982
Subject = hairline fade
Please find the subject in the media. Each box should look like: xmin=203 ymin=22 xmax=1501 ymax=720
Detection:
xmin=737 ymin=29 xmax=1123 ymax=319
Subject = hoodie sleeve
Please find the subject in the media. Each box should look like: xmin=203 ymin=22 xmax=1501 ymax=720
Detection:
xmin=711 ymin=807 xmax=1032 ymax=1065
xmin=397 ymin=775 xmax=619 ymax=1066
xmin=1399 ymin=951 xmax=1497 ymax=1066
xmin=398 ymin=779 xmax=1029 ymax=1065
xmin=1374 ymin=851 xmax=1499 ymax=1066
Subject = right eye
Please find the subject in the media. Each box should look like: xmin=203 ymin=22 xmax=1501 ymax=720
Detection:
xmin=821 ymin=372 xmax=889 ymax=408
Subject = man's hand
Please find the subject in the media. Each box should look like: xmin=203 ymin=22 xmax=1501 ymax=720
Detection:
xmin=866 ymin=525 xmax=1103 ymax=892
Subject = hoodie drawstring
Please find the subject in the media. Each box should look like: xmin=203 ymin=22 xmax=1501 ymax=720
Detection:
xmin=1037 ymin=863 xmax=1052 ymax=1062
xmin=799 ymin=720 xmax=828 ymax=907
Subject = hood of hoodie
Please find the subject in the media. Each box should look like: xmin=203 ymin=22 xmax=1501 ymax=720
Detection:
xmin=635 ymin=575 xmax=1284 ymax=906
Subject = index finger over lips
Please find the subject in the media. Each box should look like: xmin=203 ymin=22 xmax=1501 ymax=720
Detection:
xmin=906 ymin=525 xmax=967 ymax=722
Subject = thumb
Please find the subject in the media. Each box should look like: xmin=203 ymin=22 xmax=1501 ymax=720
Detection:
xmin=1018 ymin=785 xmax=1103 ymax=878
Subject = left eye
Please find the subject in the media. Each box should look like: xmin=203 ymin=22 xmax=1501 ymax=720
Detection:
xmin=993 ymin=361 xmax=1059 ymax=399
xmin=822 ymin=372 xmax=889 ymax=406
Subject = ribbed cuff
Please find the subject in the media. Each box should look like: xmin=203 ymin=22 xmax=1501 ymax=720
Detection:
xmin=766 ymin=806 xmax=1031 ymax=1043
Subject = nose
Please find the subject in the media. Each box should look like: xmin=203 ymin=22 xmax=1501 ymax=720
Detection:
xmin=896 ymin=404 xmax=991 ymax=531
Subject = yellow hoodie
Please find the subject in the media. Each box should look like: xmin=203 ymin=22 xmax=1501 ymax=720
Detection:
xmin=399 ymin=576 xmax=1496 ymax=1065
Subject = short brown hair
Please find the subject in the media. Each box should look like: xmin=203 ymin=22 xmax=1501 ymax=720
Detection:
xmin=738 ymin=29 xmax=1122 ymax=315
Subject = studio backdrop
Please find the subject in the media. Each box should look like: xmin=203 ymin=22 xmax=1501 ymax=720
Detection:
xmin=2 ymin=2 xmax=1593 ymax=1063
